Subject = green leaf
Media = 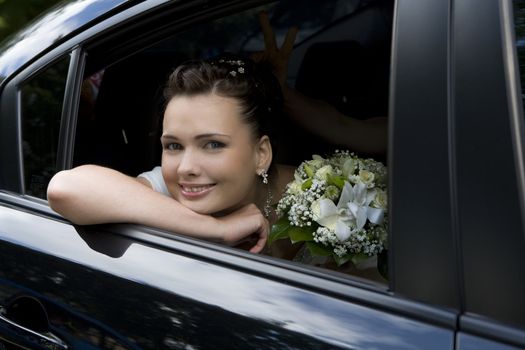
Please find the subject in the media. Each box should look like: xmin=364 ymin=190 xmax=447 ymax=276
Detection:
xmin=306 ymin=241 xmax=332 ymax=256
xmin=333 ymin=253 xmax=351 ymax=266
xmin=350 ymin=253 xmax=372 ymax=266
xmin=301 ymin=178 xmax=312 ymax=190
xmin=269 ymin=217 xmax=291 ymax=245
xmin=328 ymin=175 xmax=345 ymax=189
xmin=304 ymin=164 xmax=314 ymax=178
xmin=288 ymin=226 xmax=314 ymax=243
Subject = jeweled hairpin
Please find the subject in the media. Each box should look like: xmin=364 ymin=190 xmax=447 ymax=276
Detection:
xmin=217 ymin=58 xmax=245 ymax=76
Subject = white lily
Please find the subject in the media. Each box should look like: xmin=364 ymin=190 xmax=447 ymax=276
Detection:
xmin=345 ymin=182 xmax=385 ymax=230
xmin=314 ymin=181 xmax=359 ymax=241
xmin=314 ymin=181 xmax=385 ymax=242
xmin=314 ymin=198 xmax=353 ymax=241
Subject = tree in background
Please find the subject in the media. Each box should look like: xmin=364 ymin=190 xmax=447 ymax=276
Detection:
xmin=0 ymin=0 xmax=62 ymax=43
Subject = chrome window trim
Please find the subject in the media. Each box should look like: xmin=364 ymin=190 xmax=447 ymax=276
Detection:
xmin=500 ymin=0 xmax=525 ymax=243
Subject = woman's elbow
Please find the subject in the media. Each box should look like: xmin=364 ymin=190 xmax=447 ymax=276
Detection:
xmin=47 ymin=169 xmax=81 ymax=215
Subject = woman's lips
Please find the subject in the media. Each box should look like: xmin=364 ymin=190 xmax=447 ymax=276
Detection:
xmin=179 ymin=184 xmax=215 ymax=198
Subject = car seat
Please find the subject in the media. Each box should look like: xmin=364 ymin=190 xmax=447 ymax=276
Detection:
xmin=281 ymin=40 xmax=389 ymax=164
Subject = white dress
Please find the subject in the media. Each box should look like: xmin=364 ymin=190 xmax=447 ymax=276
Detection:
xmin=137 ymin=166 xmax=171 ymax=196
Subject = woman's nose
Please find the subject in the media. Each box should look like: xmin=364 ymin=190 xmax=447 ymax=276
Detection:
xmin=177 ymin=149 xmax=200 ymax=177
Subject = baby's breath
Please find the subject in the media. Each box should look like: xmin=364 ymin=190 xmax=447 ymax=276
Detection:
xmin=275 ymin=151 xmax=388 ymax=261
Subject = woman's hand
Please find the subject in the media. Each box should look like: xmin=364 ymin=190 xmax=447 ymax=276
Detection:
xmin=253 ymin=11 xmax=298 ymax=87
xmin=217 ymin=203 xmax=269 ymax=254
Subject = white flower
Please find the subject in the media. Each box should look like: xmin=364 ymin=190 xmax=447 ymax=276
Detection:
xmin=315 ymin=165 xmax=334 ymax=181
xmin=345 ymin=182 xmax=385 ymax=229
xmin=358 ymin=170 xmax=375 ymax=187
xmin=324 ymin=185 xmax=340 ymax=201
xmin=342 ymin=158 xmax=357 ymax=177
xmin=372 ymin=189 xmax=387 ymax=209
xmin=274 ymin=151 xmax=388 ymax=258
xmin=306 ymin=155 xmax=326 ymax=173
xmin=313 ymin=198 xmax=353 ymax=241
xmin=288 ymin=180 xmax=303 ymax=195
xmin=310 ymin=199 xmax=322 ymax=221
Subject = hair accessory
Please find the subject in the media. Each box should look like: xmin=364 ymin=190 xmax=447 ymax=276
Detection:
xmin=216 ymin=58 xmax=245 ymax=77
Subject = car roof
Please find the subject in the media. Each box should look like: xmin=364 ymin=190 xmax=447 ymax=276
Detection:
xmin=0 ymin=0 xmax=140 ymax=86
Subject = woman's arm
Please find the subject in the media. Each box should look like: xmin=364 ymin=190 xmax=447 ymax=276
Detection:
xmin=282 ymin=87 xmax=388 ymax=155
xmin=256 ymin=12 xmax=387 ymax=155
xmin=47 ymin=165 xmax=268 ymax=253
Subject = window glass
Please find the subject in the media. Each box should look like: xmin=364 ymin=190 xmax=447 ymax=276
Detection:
xmin=76 ymin=0 xmax=393 ymax=283
xmin=21 ymin=56 xmax=70 ymax=198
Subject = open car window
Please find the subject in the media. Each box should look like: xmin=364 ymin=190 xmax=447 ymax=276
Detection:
xmin=74 ymin=0 xmax=393 ymax=284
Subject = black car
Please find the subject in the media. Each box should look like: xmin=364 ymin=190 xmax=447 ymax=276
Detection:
xmin=1 ymin=0 xmax=525 ymax=349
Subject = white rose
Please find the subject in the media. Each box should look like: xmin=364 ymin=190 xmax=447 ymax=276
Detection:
xmin=307 ymin=155 xmax=326 ymax=171
xmin=288 ymin=180 xmax=303 ymax=195
xmin=315 ymin=165 xmax=334 ymax=181
xmin=359 ymin=170 xmax=375 ymax=187
xmin=372 ymin=189 xmax=387 ymax=208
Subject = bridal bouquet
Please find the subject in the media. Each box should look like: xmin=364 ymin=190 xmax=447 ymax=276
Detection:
xmin=270 ymin=151 xmax=388 ymax=273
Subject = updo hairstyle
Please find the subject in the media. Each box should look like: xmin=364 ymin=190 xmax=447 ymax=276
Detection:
xmin=163 ymin=53 xmax=283 ymax=174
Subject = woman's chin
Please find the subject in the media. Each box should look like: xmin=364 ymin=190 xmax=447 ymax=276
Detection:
xmin=178 ymin=197 xmax=245 ymax=217
xmin=210 ymin=207 xmax=236 ymax=217
xmin=185 ymin=203 xmax=231 ymax=217
xmin=211 ymin=204 xmax=245 ymax=217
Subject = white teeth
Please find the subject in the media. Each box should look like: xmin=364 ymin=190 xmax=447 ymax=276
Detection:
xmin=182 ymin=185 xmax=211 ymax=193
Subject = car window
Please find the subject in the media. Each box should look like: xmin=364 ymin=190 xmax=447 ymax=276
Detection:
xmin=74 ymin=0 xmax=393 ymax=284
xmin=20 ymin=56 xmax=70 ymax=199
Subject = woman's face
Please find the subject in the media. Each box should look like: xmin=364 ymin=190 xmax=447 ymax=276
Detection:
xmin=161 ymin=93 xmax=267 ymax=215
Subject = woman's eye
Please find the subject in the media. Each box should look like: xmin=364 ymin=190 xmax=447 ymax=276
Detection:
xmin=165 ymin=143 xmax=182 ymax=151
xmin=204 ymin=141 xmax=225 ymax=150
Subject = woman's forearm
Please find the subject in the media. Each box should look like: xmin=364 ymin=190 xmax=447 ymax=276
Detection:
xmin=47 ymin=165 xmax=221 ymax=240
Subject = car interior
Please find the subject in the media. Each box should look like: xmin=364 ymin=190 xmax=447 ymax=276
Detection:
xmin=73 ymin=0 xmax=394 ymax=175
xmin=63 ymin=0 xmax=395 ymax=281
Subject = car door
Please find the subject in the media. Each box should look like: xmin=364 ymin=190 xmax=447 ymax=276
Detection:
xmin=452 ymin=0 xmax=525 ymax=348
xmin=0 ymin=0 xmax=465 ymax=349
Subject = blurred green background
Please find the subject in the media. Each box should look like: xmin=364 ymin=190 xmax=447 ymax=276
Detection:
xmin=0 ymin=0 xmax=62 ymax=43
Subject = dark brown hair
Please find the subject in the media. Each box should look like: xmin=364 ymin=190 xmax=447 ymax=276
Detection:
xmin=163 ymin=53 xmax=283 ymax=173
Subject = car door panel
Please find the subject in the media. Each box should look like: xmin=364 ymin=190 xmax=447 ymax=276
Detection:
xmin=457 ymin=333 xmax=524 ymax=350
xmin=0 ymin=199 xmax=455 ymax=349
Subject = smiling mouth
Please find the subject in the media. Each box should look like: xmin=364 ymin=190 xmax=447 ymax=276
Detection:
xmin=179 ymin=184 xmax=215 ymax=197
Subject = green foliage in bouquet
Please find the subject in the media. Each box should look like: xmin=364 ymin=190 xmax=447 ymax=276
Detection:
xmin=269 ymin=151 xmax=388 ymax=276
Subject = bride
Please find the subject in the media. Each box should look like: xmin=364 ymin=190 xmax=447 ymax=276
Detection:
xmin=47 ymin=53 xmax=295 ymax=253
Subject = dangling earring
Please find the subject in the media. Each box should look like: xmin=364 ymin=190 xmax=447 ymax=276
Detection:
xmin=259 ymin=170 xmax=272 ymax=218
xmin=260 ymin=170 xmax=269 ymax=185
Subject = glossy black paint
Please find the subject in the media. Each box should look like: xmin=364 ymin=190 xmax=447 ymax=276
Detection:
xmin=0 ymin=204 xmax=455 ymax=349
xmin=0 ymin=0 xmax=132 ymax=84
xmin=389 ymin=0 xmax=459 ymax=308
xmin=453 ymin=0 xmax=525 ymax=330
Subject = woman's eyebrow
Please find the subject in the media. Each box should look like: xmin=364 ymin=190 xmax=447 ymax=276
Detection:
xmin=161 ymin=133 xmax=231 ymax=140
xmin=195 ymin=133 xmax=231 ymax=140
xmin=160 ymin=134 xmax=178 ymax=141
